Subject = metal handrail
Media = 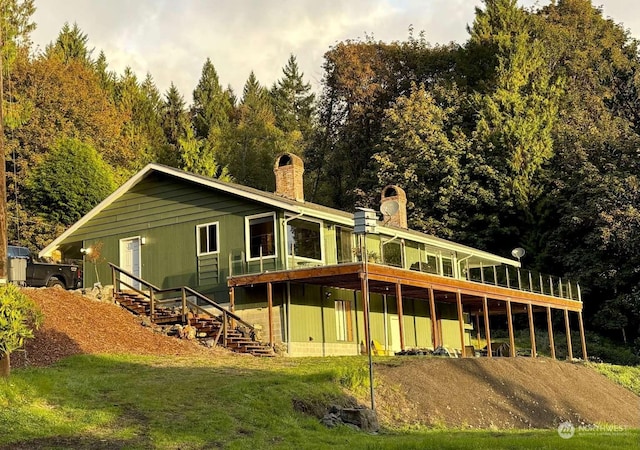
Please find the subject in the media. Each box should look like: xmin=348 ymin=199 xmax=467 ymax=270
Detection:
xmin=109 ymin=263 xmax=255 ymax=333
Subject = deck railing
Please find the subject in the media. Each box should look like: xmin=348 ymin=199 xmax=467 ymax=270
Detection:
xmin=227 ymin=250 xmax=581 ymax=302
xmin=109 ymin=263 xmax=256 ymax=339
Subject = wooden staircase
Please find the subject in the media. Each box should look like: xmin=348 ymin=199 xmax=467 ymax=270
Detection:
xmin=111 ymin=268 xmax=275 ymax=357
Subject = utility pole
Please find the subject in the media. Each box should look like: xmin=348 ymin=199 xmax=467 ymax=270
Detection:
xmin=0 ymin=13 xmax=7 ymax=285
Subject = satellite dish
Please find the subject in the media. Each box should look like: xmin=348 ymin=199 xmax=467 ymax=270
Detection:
xmin=511 ymin=247 xmax=526 ymax=260
xmin=380 ymin=200 xmax=400 ymax=217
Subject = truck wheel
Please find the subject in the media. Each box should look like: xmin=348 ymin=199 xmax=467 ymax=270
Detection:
xmin=47 ymin=279 xmax=65 ymax=289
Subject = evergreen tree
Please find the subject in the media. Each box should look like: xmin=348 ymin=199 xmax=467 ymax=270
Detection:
xmin=160 ymin=83 xmax=190 ymax=167
xmin=219 ymin=72 xmax=285 ymax=190
xmin=271 ymin=54 xmax=315 ymax=151
xmin=470 ymin=0 xmax=561 ymax=211
xmin=191 ymin=58 xmax=232 ymax=140
xmin=26 ymin=138 xmax=116 ymax=226
xmin=50 ymin=22 xmax=93 ymax=63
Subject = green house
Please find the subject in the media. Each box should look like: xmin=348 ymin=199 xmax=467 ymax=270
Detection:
xmin=41 ymin=153 xmax=585 ymax=358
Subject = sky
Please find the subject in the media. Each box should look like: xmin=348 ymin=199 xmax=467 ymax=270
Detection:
xmin=29 ymin=0 xmax=640 ymax=102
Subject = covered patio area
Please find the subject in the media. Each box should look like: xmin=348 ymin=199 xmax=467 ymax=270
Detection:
xmin=227 ymin=262 xmax=587 ymax=359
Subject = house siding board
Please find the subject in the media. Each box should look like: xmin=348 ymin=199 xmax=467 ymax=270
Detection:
xmin=59 ymin=172 xmax=275 ymax=293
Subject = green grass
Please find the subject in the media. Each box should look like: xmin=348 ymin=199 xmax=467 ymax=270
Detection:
xmin=587 ymin=362 xmax=640 ymax=396
xmin=0 ymin=354 xmax=638 ymax=449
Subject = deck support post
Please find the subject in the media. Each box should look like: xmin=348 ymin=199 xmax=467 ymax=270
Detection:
xmin=267 ymin=282 xmax=274 ymax=347
xmin=395 ymin=282 xmax=405 ymax=351
xmin=360 ymin=274 xmax=370 ymax=353
xmin=229 ymin=286 xmax=236 ymax=328
xmin=483 ymin=296 xmax=492 ymax=358
xmin=428 ymin=287 xmax=438 ymax=349
xmin=546 ymin=306 xmax=556 ymax=360
xmin=506 ymin=300 xmax=515 ymax=357
xmin=578 ymin=311 xmax=588 ymax=361
xmin=527 ymin=303 xmax=537 ymax=358
xmin=564 ymin=308 xmax=573 ymax=360
xmin=475 ymin=313 xmax=481 ymax=347
xmin=456 ymin=290 xmax=466 ymax=357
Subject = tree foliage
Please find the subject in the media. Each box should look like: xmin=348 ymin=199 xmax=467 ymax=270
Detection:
xmin=0 ymin=284 xmax=42 ymax=378
xmin=27 ymin=138 xmax=116 ymax=226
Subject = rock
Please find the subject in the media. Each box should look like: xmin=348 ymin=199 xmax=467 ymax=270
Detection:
xmin=340 ymin=407 xmax=379 ymax=432
xmin=320 ymin=412 xmax=342 ymax=428
xmin=320 ymin=405 xmax=379 ymax=432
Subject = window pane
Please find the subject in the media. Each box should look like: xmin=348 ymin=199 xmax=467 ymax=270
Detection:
xmin=199 ymin=226 xmax=208 ymax=254
xmin=249 ymin=216 xmax=275 ymax=258
xmin=336 ymin=227 xmax=353 ymax=263
xmin=208 ymin=224 xmax=217 ymax=252
xmin=287 ymin=218 xmax=321 ymax=260
xmin=382 ymin=241 xmax=402 ymax=267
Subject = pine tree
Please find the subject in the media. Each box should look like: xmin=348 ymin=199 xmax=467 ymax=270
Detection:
xmin=470 ymin=0 xmax=561 ymax=210
xmin=50 ymin=22 xmax=93 ymax=63
xmin=160 ymin=83 xmax=190 ymax=167
xmin=191 ymin=58 xmax=232 ymax=140
xmin=271 ymin=54 xmax=315 ymax=151
xmin=218 ymin=72 xmax=285 ymax=190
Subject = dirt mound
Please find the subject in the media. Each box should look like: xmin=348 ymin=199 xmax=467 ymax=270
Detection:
xmin=12 ymin=288 xmax=225 ymax=368
xmin=375 ymin=357 xmax=640 ymax=429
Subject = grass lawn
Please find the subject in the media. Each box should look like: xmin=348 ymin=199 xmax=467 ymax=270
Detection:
xmin=1 ymin=354 xmax=637 ymax=449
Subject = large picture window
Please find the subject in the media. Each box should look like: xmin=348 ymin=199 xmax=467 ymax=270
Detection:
xmin=287 ymin=218 xmax=322 ymax=261
xmin=196 ymin=222 xmax=219 ymax=255
xmin=247 ymin=213 xmax=276 ymax=259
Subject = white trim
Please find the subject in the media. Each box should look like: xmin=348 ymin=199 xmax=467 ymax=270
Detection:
xmin=285 ymin=215 xmax=325 ymax=264
xmin=196 ymin=221 xmax=220 ymax=256
xmin=245 ymin=212 xmax=278 ymax=261
xmin=119 ymin=236 xmax=142 ymax=288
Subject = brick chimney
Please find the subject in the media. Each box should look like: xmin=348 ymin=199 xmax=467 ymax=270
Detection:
xmin=380 ymin=185 xmax=407 ymax=228
xmin=274 ymin=153 xmax=304 ymax=202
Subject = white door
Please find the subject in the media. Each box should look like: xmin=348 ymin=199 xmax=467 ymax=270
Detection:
xmin=390 ymin=316 xmax=402 ymax=353
xmin=119 ymin=237 xmax=141 ymax=290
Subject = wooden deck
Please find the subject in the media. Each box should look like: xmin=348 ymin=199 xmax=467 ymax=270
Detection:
xmin=227 ymin=262 xmax=587 ymax=360
xmin=227 ymin=262 xmax=582 ymax=312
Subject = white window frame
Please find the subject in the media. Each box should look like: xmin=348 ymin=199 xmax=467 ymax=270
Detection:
xmin=196 ymin=221 xmax=220 ymax=256
xmin=285 ymin=215 xmax=325 ymax=263
xmin=245 ymin=212 xmax=278 ymax=261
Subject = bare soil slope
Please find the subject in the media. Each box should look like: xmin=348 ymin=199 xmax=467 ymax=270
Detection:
xmin=12 ymin=288 xmax=640 ymax=430
xmin=375 ymin=358 xmax=640 ymax=429
xmin=12 ymin=287 xmax=223 ymax=368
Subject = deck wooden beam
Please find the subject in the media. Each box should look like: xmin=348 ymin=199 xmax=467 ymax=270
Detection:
xmin=456 ymin=290 xmax=466 ymax=357
xmin=547 ymin=306 xmax=556 ymax=360
xmin=267 ymin=282 xmax=274 ymax=347
xmin=429 ymin=288 xmax=438 ymax=349
xmin=395 ymin=282 xmax=405 ymax=351
xmin=506 ymin=300 xmax=515 ymax=357
xmin=528 ymin=303 xmax=537 ymax=358
xmin=228 ymin=263 xmax=582 ymax=312
xmin=564 ymin=308 xmax=573 ymax=360
xmin=578 ymin=311 xmax=588 ymax=361
xmin=483 ymin=296 xmax=492 ymax=359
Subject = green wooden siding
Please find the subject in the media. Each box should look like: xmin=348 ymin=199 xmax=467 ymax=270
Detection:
xmin=63 ymin=172 xmax=274 ymax=298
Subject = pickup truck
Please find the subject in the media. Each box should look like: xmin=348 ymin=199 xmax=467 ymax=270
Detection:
xmin=7 ymin=245 xmax=82 ymax=289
